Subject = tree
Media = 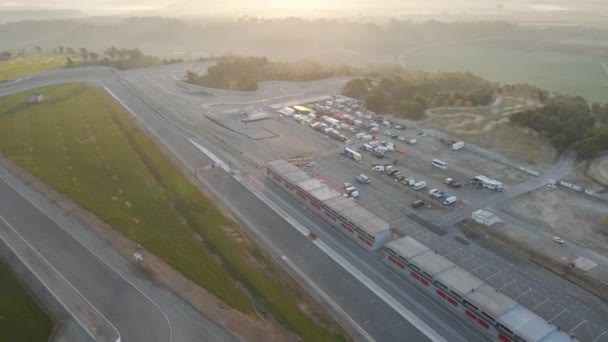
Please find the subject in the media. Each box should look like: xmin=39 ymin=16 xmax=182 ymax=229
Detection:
xmin=35 ymin=46 xmax=42 ymax=54
xmin=342 ymin=78 xmax=369 ymax=99
xmin=65 ymin=57 xmax=75 ymax=68
xmin=52 ymin=48 xmax=58 ymax=54
xmin=365 ymin=89 xmax=385 ymax=113
xmin=58 ymin=46 xmax=64 ymax=54
xmin=127 ymin=48 xmax=143 ymax=60
xmin=88 ymin=52 xmax=99 ymax=62
xmin=0 ymin=51 xmax=11 ymax=61
xmin=79 ymin=48 xmax=88 ymax=61
xmin=105 ymin=46 xmax=118 ymax=60
xmin=66 ymin=47 xmax=75 ymax=55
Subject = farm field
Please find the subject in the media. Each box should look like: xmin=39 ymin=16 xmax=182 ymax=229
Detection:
xmin=407 ymin=46 xmax=608 ymax=102
xmin=0 ymin=84 xmax=343 ymax=341
xmin=0 ymin=54 xmax=69 ymax=81
xmin=0 ymin=260 xmax=52 ymax=342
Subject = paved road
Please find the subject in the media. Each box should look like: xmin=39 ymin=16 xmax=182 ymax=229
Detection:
xmin=0 ymin=177 xmax=170 ymax=342
xmin=432 ymin=147 xmax=577 ymax=228
xmin=0 ymin=63 xmax=595 ymax=341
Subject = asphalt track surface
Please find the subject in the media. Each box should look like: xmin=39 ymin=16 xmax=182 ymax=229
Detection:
xmin=0 ymin=63 xmax=580 ymax=341
xmin=0 ymin=177 xmax=170 ymax=342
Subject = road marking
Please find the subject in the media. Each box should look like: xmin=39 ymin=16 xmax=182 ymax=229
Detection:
xmin=188 ymin=139 xmax=447 ymax=342
xmin=0 ymin=168 xmax=173 ymax=342
xmin=0 ymin=215 xmax=121 ymax=342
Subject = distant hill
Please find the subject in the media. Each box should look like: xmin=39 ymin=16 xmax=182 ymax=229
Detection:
xmin=0 ymin=9 xmax=85 ymax=24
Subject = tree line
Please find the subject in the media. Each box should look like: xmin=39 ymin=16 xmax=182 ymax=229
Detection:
xmin=342 ymin=73 xmax=497 ymax=120
xmin=186 ymin=56 xmax=354 ymax=91
xmin=343 ymin=74 xmax=608 ymax=158
xmin=64 ymin=46 xmax=181 ymax=70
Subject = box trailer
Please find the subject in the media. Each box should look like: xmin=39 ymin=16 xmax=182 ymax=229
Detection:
xmin=452 ymin=141 xmax=464 ymax=151
xmin=343 ymin=147 xmax=362 ymax=161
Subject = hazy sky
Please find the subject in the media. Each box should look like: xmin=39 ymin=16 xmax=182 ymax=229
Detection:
xmin=0 ymin=0 xmax=603 ymax=16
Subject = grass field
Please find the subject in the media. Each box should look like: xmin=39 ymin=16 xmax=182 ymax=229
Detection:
xmin=0 ymin=84 xmax=342 ymax=341
xmin=408 ymin=46 xmax=608 ymax=102
xmin=0 ymin=54 xmax=70 ymax=81
xmin=0 ymin=260 xmax=52 ymax=342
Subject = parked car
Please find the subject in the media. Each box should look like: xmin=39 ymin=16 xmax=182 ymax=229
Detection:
xmin=391 ymin=134 xmax=399 ymax=139
xmin=414 ymin=181 xmax=427 ymax=190
xmin=384 ymin=131 xmax=392 ymax=136
xmin=445 ymin=178 xmax=462 ymax=188
xmin=547 ymin=184 xmax=557 ymax=190
xmin=355 ymin=174 xmax=370 ymax=184
xmin=398 ymin=136 xmax=407 ymax=141
xmin=411 ymin=200 xmax=425 ymax=209
xmin=553 ymin=236 xmax=565 ymax=244
xmin=394 ymin=174 xmax=405 ymax=182
xmin=387 ymin=169 xmax=399 ymax=176
xmin=442 ymin=196 xmax=458 ymax=205
xmin=404 ymin=177 xmax=416 ymax=186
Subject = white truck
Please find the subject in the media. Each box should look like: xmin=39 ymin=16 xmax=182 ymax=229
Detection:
xmin=452 ymin=141 xmax=464 ymax=151
xmin=442 ymin=196 xmax=458 ymax=205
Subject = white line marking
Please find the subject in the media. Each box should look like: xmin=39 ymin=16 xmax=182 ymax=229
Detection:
xmin=0 ymin=215 xmax=121 ymax=342
xmin=1 ymin=148 xmax=173 ymax=342
xmin=188 ymin=138 xmax=447 ymax=342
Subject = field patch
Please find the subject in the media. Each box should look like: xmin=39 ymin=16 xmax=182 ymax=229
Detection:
xmin=0 ymin=54 xmax=69 ymax=80
xmin=408 ymin=46 xmax=608 ymax=102
xmin=0 ymin=84 xmax=343 ymax=341
xmin=0 ymin=260 xmax=52 ymax=342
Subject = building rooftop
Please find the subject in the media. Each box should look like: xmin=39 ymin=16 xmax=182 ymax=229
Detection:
xmin=435 ymin=266 xmax=484 ymax=298
xmin=499 ymin=306 xmax=558 ymax=342
xmin=357 ymin=216 xmax=392 ymax=237
xmin=282 ymin=170 xmax=312 ymax=185
xmin=296 ymin=178 xmax=326 ymax=192
xmin=472 ymin=209 xmax=496 ymax=220
xmin=324 ymin=196 xmax=358 ymax=212
xmin=465 ymin=284 xmax=518 ymax=320
xmin=272 ymin=161 xmax=300 ymax=174
xmin=308 ymin=186 xmax=341 ymax=202
xmin=338 ymin=205 xmax=376 ymax=225
xmin=410 ymin=250 xmax=456 ymax=278
xmin=385 ymin=236 xmax=429 ymax=259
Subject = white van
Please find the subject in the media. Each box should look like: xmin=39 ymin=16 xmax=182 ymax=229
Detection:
xmin=431 ymin=159 xmax=447 ymax=169
xmin=363 ymin=144 xmax=373 ymax=151
xmin=356 ymin=132 xmax=366 ymax=139
xmin=442 ymin=196 xmax=457 ymax=205
xmin=372 ymin=165 xmax=385 ymax=172
xmin=413 ymin=181 xmax=427 ymax=190
xmin=362 ymin=135 xmax=372 ymax=141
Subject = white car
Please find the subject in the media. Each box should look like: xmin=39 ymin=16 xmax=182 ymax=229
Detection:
xmin=553 ymin=236 xmax=565 ymax=244
xmin=432 ymin=146 xmax=438 ymax=151
xmin=398 ymin=136 xmax=407 ymax=141
xmin=384 ymin=131 xmax=392 ymax=136
xmin=547 ymin=184 xmax=557 ymax=190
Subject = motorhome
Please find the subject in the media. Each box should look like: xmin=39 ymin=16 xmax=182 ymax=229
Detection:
xmin=431 ymin=159 xmax=447 ymax=169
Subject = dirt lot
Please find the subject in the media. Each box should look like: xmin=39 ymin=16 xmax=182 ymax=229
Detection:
xmin=501 ymin=186 xmax=608 ymax=257
xmin=587 ymin=154 xmax=608 ymax=187
xmin=416 ymin=96 xmax=555 ymax=169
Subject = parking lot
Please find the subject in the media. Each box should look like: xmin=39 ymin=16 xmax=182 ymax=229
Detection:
xmin=199 ymin=93 xmax=608 ymax=342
